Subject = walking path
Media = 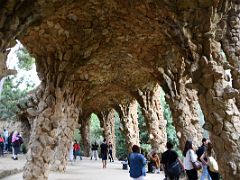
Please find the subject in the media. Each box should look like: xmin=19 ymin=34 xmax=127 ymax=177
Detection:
xmin=1 ymin=155 xmax=166 ymax=180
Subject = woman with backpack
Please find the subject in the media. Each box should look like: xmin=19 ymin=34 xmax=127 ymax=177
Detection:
xmin=200 ymin=142 xmax=220 ymax=180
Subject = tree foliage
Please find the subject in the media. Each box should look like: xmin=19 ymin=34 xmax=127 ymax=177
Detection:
xmin=90 ymin=113 xmax=103 ymax=143
xmin=114 ymin=112 xmax=128 ymax=160
xmin=0 ymin=47 xmax=36 ymax=119
xmin=137 ymin=106 xmax=151 ymax=155
xmin=16 ymin=47 xmax=35 ymax=71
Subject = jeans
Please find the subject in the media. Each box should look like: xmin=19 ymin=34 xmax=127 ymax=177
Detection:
xmin=200 ymin=164 xmax=211 ymax=180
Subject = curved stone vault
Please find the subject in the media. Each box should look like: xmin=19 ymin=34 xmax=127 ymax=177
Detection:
xmin=1 ymin=0 xmax=240 ymax=179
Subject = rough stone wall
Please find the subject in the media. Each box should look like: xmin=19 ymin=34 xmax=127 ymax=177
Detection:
xmin=134 ymin=84 xmax=167 ymax=153
xmin=116 ymin=100 xmax=140 ymax=153
xmin=165 ymin=87 xmax=203 ymax=150
xmin=172 ymin=1 xmax=240 ymax=179
xmin=222 ymin=2 xmax=240 ymax=108
xmin=98 ymin=109 xmax=116 ymax=158
xmin=79 ymin=115 xmax=91 ymax=157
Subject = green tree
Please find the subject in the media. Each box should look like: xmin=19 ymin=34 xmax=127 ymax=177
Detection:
xmin=90 ymin=113 xmax=103 ymax=143
xmin=16 ymin=47 xmax=35 ymax=71
xmin=137 ymin=106 xmax=151 ymax=154
xmin=0 ymin=47 xmax=36 ymax=119
xmin=0 ymin=76 xmax=29 ymax=118
xmin=115 ymin=112 xmax=128 ymax=160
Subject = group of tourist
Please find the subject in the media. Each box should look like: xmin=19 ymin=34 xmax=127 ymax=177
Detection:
xmin=128 ymin=138 xmax=220 ymax=180
xmin=69 ymin=138 xmax=114 ymax=169
xmin=0 ymin=128 xmax=24 ymax=160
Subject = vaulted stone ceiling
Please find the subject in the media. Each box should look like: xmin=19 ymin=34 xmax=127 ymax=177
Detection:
xmin=18 ymin=0 xmax=171 ymax=111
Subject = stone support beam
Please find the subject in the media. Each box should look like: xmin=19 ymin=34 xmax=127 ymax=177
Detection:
xmin=181 ymin=2 xmax=240 ymax=178
xmin=79 ymin=115 xmax=91 ymax=157
xmin=165 ymin=87 xmax=203 ymax=150
xmin=133 ymin=84 xmax=167 ymax=153
xmin=98 ymin=109 xmax=116 ymax=158
xmin=50 ymin=103 xmax=79 ymax=172
xmin=23 ymin=84 xmax=65 ymax=179
xmin=115 ymin=100 xmax=140 ymax=153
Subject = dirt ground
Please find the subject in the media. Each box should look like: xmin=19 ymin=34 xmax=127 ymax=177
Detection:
xmin=1 ymin=155 xmax=165 ymax=180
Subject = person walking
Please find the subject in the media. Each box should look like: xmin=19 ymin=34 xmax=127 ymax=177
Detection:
xmin=3 ymin=129 xmax=8 ymax=152
xmin=0 ymin=134 xmax=4 ymax=157
xmin=73 ymin=140 xmax=82 ymax=160
xmin=90 ymin=142 xmax=99 ymax=160
xmin=100 ymin=139 xmax=108 ymax=168
xmin=128 ymin=145 xmax=146 ymax=180
xmin=197 ymin=138 xmax=211 ymax=180
xmin=12 ymin=132 xmax=23 ymax=160
xmin=200 ymin=142 xmax=220 ymax=180
xmin=161 ymin=142 xmax=184 ymax=180
xmin=183 ymin=140 xmax=198 ymax=180
xmin=7 ymin=131 xmax=13 ymax=153
xmin=108 ymin=142 xmax=114 ymax=162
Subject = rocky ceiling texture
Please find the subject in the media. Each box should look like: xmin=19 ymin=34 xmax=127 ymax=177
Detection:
xmin=1 ymin=0 xmax=240 ymax=179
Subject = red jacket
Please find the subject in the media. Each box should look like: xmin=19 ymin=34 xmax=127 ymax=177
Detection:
xmin=0 ymin=137 xmax=4 ymax=143
xmin=73 ymin=143 xmax=80 ymax=151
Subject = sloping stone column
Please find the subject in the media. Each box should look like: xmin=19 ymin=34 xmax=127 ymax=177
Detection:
xmin=222 ymin=2 xmax=240 ymax=109
xmin=98 ymin=109 xmax=116 ymax=158
xmin=115 ymin=100 xmax=140 ymax=153
xmin=194 ymin=56 xmax=240 ymax=179
xmin=133 ymin=84 xmax=167 ymax=153
xmin=79 ymin=115 xmax=91 ymax=157
xmin=165 ymin=86 xmax=203 ymax=150
xmin=182 ymin=2 xmax=240 ymax=178
xmin=23 ymin=83 xmax=66 ymax=179
xmin=50 ymin=103 xmax=79 ymax=172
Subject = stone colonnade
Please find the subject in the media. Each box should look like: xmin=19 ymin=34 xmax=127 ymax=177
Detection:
xmin=1 ymin=1 xmax=240 ymax=179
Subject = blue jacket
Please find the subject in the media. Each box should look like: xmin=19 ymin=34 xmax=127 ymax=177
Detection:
xmin=128 ymin=153 xmax=146 ymax=178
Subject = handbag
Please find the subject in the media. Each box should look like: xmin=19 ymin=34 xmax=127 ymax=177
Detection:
xmin=209 ymin=156 xmax=218 ymax=172
xmin=192 ymin=161 xmax=202 ymax=170
xmin=189 ymin=149 xmax=202 ymax=170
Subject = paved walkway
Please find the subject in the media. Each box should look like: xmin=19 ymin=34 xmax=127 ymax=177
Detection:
xmin=1 ymin=155 xmax=166 ymax=180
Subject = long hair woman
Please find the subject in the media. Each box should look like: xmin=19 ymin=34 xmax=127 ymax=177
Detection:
xmin=200 ymin=142 xmax=220 ymax=180
xmin=183 ymin=140 xmax=198 ymax=180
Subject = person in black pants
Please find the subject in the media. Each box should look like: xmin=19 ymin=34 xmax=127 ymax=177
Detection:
xmin=108 ymin=142 xmax=114 ymax=162
xmin=100 ymin=139 xmax=108 ymax=168
xmin=161 ymin=142 xmax=184 ymax=180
